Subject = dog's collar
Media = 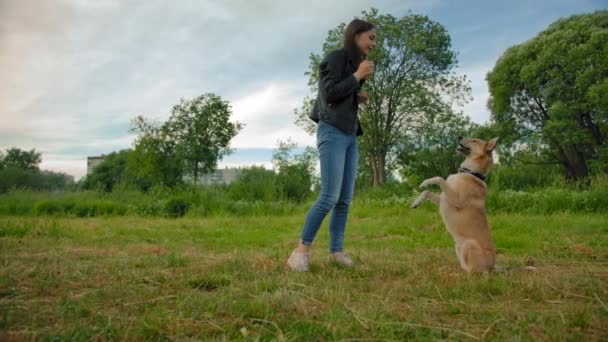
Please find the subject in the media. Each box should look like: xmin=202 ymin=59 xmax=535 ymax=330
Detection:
xmin=459 ymin=167 xmax=486 ymax=182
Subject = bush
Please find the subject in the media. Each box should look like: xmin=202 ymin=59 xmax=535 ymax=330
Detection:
xmin=227 ymin=167 xmax=279 ymax=202
xmin=0 ymin=166 xmax=73 ymax=193
xmin=276 ymin=163 xmax=313 ymax=202
xmin=34 ymin=200 xmax=63 ymax=216
xmin=134 ymin=198 xmax=164 ymax=216
xmin=486 ymin=187 xmax=608 ymax=214
xmin=32 ymin=198 xmax=127 ymax=217
xmin=487 ymin=164 xmax=562 ymax=190
xmin=164 ymin=196 xmax=191 ymax=218
xmin=1 ymin=178 xmax=606 ymax=218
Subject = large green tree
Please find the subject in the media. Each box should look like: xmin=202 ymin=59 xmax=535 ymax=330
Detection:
xmin=129 ymin=116 xmax=184 ymax=188
xmin=1 ymin=148 xmax=42 ymax=170
xmin=295 ymin=9 xmax=471 ymax=186
xmin=128 ymin=93 xmax=242 ymax=188
xmin=167 ymin=94 xmax=243 ymax=185
xmin=487 ymin=10 xmax=608 ymax=180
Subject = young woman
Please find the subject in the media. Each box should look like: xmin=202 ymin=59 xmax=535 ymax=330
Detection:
xmin=288 ymin=19 xmax=377 ymax=271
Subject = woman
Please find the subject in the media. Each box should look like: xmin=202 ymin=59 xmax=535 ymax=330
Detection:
xmin=288 ymin=19 xmax=376 ymax=272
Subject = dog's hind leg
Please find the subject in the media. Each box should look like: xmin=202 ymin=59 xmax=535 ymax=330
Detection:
xmin=457 ymin=240 xmax=493 ymax=273
xmin=411 ymin=190 xmax=440 ymax=208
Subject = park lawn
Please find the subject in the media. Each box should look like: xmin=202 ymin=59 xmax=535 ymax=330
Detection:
xmin=1 ymin=206 xmax=607 ymax=340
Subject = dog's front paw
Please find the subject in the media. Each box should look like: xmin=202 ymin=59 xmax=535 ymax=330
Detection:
xmin=419 ymin=179 xmax=432 ymax=188
xmin=411 ymin=191 xmax=425 ymax=208
xmin=420 ymin=177 xmax=441 ymax=188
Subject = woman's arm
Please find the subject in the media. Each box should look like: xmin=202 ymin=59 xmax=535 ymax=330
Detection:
xmin=319 ymin=50 xmax=360 ymax=103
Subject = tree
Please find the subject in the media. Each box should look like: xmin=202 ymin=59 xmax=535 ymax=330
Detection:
xmin=129 ymin=116 xmax=184 ymax=189
xmin=167 ymin=94 xmax=243 ymax=185
xmin=272 ymin=139 xmax=318 ymax=201
xmin=295 ymin=9 xmax=471 ymax=186
xmin=2 ymin=148 xmax=42 ymax=170
xmin=82 ymin=149 xmax=133 ymax=192
xmin=128 ymin=93 xmax=242 ymax=189
xmin=487 ymin=11 xmax=608 ymax=181
xmin=397 ymin=111 xmax=478 ymax=183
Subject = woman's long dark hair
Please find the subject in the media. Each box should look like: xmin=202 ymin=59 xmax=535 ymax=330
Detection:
xmin=343 ymin=18 xmax=375 ymax=64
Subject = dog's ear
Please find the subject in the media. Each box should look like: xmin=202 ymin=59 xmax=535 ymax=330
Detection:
xmin=486 ymin=137 xmax=499 ymax=152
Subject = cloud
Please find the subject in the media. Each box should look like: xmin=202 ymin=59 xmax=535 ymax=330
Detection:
xmin=456 ymin=63 xmax=494 ymax=124
xmin=2 ymin=0 xmax=603 ymax=181
xmin=229 ymin=82 xmax=314 ymax=148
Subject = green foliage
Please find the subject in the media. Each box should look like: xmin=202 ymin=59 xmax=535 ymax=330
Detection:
xmin=168 ymin=94 xmax=243 ymax=183
xmin=487 ymin=10 xmax=608 ymax=181
xmin=0 ymin=166 xmax=73 ymax=193
xmin=33 ymin=201 xmax=63 ymax=216
xmin=486 ymin=186 xmax=608 ymax=214
xmin=397 ymin=111 xmax=478 ymax=181
xmin=4 ymin=178 xmax=606 ymax=218
xmin=126 ymin=93 xmax=243 ymax=189
xmin=487 ymin=164 xmax=563 ymax=190
xmin=81 ymin=150 xmax=134 ymax=192
xmin=276 ymin=163 xmax=313 ymax=202
xmin=0 ymin=147 xmax=73 ymax=193
xmin=272 ymin=140 xmax=317 ymax=202
xmin=129 ymin=116 xmax=184 ymax=189
xmin=32 ymin=198 xmax=127 ymax=217
xmin=0 ymin=148 xmax=41 ymax=170
xmin=164 ymin=196 xmax=191 ymax=218
xmin=227 ymin=167 xmax=279 ymax=202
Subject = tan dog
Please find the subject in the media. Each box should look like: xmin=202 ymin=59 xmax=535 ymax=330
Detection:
xmin=411 ymin=137 xmax=499 ymax=273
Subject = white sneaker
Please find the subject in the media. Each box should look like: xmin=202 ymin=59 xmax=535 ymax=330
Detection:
xmin=287 ymin=249 xmax=309 ymax=272
xmin=329 ymin=252 xmax=354 ymax=268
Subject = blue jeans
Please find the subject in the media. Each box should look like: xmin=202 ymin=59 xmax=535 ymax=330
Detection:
xmin=300 ymin=121 xmax=358 ymax=253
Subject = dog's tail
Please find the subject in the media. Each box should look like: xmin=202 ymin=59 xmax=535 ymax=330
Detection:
xmin=494 ymin=256 xmax=538 ymax=273
xmin=494 ymin=264 xmax=537 ymax=273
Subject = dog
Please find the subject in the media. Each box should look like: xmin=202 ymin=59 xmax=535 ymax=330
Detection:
xmin=411 ymin=136 xmax=499 ymax=273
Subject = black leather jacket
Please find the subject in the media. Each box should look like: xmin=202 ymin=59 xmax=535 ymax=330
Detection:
xmin=309 ymin=48 xmax=364 ymax=136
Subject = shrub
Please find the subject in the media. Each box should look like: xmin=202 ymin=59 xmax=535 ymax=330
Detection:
xmin=164 ymin=196 xmax=191 ymax=218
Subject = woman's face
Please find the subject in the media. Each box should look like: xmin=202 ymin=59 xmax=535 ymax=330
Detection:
xmin=355 ymin=28 xmax=377 ymax=56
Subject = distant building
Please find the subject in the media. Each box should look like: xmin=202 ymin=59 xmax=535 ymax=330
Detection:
xmin=87 ymin=155 xmax=106 ymax=174
xmin=185 ymin=168 xmax=241 ymax=185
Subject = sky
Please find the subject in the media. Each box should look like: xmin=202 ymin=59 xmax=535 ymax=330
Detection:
xmin=1 ymin=0 xmax=605 ymax=179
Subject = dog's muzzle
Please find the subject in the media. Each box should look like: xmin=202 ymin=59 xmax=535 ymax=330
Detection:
xmin=456 ymin=136 xmax=470 ymax=153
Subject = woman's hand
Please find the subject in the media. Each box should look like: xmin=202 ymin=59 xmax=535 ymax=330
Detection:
xmin=357 ymin=91 xmax=369 ymax=104
xmin=354 ymin=60 xmax=374 ymax=81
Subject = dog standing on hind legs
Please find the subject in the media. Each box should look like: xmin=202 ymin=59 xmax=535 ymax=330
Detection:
xmin=411 ymin=136 xmax=499 ymax=273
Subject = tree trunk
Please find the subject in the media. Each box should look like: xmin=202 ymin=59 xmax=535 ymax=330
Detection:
xmin=551 ymin=138 xmax=589 ymax=182
xmin=560 ymin=148 xmax=589 ymax=181
xmin=578 ymin=111 xmax=602 ymax=146
xmin=369 ymin=152 xmax=387 ymax=187
xmin=193 ymin=165 xmax=199 ymax=186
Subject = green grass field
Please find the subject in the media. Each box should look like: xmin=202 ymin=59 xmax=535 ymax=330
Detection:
xmin=1 ymin=204 xmax=607 ymax=340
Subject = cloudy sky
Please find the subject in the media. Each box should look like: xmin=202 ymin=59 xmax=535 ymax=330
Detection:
xmin=1 ymin=0 xmax=605 ymax=179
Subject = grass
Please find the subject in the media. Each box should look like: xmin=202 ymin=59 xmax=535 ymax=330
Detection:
xmin=1 ymin=182 xmax=607 ymax=218
xmin=0 ymin=204 xmax=607 ymax=340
